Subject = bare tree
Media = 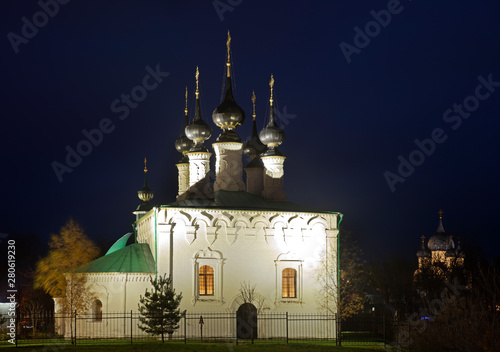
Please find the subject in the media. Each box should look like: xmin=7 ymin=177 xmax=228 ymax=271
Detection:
xmin=316 ymin=231 xmax=367 ymax=319
xmin=239 ymin=281 xmax=266 ymax=313
xmin=21 ymin=299 xmax=44 ymax=335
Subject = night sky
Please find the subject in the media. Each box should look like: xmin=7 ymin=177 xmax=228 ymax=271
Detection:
xmin=2 ymin=0 xmax=499 ymax=260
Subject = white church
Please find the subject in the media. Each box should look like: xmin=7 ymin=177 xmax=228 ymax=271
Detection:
xmin=55 ymin=33 xmax=342 ymax=339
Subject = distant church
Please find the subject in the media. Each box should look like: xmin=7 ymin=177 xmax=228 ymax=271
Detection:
xmin=416 ymin=210 xmax=464 ymax=275
xmin=54 ymin=33 xmax=341 ymax=339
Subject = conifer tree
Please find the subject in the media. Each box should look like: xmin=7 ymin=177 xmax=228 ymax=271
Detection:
xmin=138 ymin=274 xmax=185 ymax=342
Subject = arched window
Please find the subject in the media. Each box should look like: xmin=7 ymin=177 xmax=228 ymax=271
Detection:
xmin=93 ymin=300 xmax=102 ymax=322
xmin=282 ymin=268 xmax=297 ymax=298
xmin=193 ymin=249 xmax=224 ymax=302
xmin=199 ymin=265 xmax=214 ymax=296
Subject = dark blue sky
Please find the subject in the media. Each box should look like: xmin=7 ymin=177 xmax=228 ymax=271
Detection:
xmin=1 ymin=0 xmax=499 ymax=260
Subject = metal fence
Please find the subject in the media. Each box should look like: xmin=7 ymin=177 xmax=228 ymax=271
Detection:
xmin=0 ymin=311 xmax=403 ymax=347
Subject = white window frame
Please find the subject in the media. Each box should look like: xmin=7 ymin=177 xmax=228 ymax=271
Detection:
xmin=275 ymin=253 xmax=303 ymax=303
xmin=193 ymin=249 xmax=224 ymax=304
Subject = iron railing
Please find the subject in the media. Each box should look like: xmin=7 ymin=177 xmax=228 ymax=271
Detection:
xmin=0 ymin=311 xmax=409 ymax=347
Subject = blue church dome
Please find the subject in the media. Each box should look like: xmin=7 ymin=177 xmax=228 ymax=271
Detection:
xmin=427 ymin=234 xmax=454 ymax=251
xmin=426 ymin=210 xmax=455 ymax=251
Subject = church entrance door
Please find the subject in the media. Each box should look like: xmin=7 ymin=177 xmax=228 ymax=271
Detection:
xmin=236 ymin=303 xmax=257 ymax=339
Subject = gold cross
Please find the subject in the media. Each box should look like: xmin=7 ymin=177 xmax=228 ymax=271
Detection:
xmin=195 ymin=66 xmax=200 ymax=97
xmin=251 ymin=91 xmax=256 ymax=119
xmin=269 ymin=74 xmax=274 ymax=104
xmin=226 ymin=31 xmax=232 ymax=77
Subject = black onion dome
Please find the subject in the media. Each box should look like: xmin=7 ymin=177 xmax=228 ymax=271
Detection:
xmin=244 ymin=142 xmax=264 ymax=167
xmin=212 ymin=31 xmax=245 ymax=143
xmin=175 ymin=134 xmax=192 ymax=154
xmin=243 ymin=142 xmax=256 ymax=158
xmin=185 ymin=120 xmax=212 ymax=145
xmin=175 ymin=137 xmax=192 ymax=162
xmin=244 ymin=116 xmax=266 ymax=162
xmin=212 ymin=77 xmax=246 ymax=138
xmin=185 ymin=98 xmax=212 ymax=143
xmin=244 ymin=118 xmax=266 ymax=155
xmin=138 ymin=159 xmax=154 ymax=203
xmin=185 ymin=68 xmax=212 ymax=151
xmin=138 ymin=182 xmax=153 ymax=202
xmin=175 ymin=112 xmax=194 ymax=162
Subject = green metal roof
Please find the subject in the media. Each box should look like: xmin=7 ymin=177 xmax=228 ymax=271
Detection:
xmin=74 ymin=243 xmax=155 ymax=273
xmin=166 ymin=190 xmax=335 ymax=214
xmin=105 ymin=232 xmax=133 ymax=255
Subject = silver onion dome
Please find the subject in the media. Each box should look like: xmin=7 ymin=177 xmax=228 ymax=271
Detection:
xmin=185 ymin=67 xmax=212 ymax=152
xmin=259 ymin=74 xmax=285 ymax=156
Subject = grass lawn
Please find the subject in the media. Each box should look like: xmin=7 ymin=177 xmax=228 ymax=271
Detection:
xmin=1 ymin=341 xmax=386 ymax=351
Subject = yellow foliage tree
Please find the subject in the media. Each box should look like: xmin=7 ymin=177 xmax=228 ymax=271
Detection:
xmin=34 ymin=218 xmax=99 ymax=315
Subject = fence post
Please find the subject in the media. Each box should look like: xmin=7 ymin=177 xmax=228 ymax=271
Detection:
xmin=338 ymin=314 xmax=342 ymax=347
xmin=286 ymin=312 xmax=289 ymax=343
xmin=74 ymin=310 xmax=77 ymax=346
xmin=130 ymin=310 xmax=133 ymax=345
xmin=184 ymin=313 xmax=187 ymax=344
xmin=199 ymin=315 xmax=204 ymax=341
xmin=335 ymin=313 xmax=337 ymax=346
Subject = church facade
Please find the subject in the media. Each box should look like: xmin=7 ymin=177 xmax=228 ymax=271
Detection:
xmin=54 ymin=33 xmax=341 ymax=339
